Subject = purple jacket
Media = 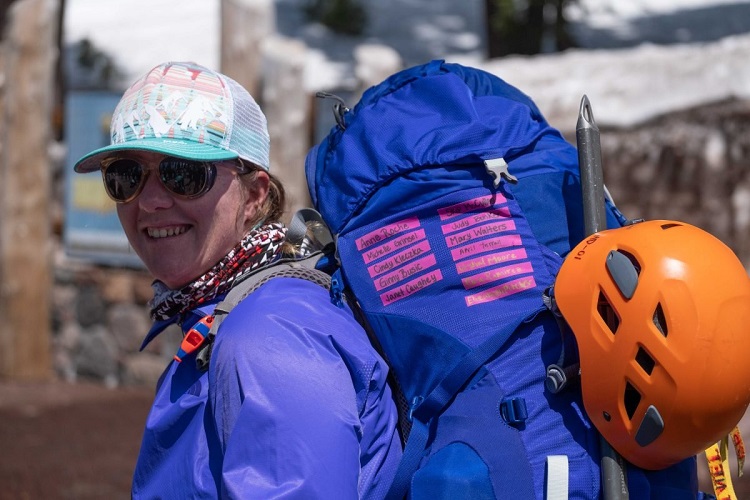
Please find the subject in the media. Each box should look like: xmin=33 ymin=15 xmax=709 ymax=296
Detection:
xmin=132 ymin=277 xmax=402 ymax=498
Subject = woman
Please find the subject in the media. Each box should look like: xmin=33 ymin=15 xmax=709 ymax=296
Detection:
xmin=74 ymin=61 xmax=402 ymax=498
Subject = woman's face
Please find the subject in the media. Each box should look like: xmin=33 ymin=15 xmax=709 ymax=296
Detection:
xmin=113 ymin=151 xmax=269 ymax=289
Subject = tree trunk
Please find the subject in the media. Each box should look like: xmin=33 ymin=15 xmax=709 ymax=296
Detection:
xmin=262 ymin=36 xmax=312 ymax=221
xmin=219 ymin=0 xmax=274 ymax=98
xmin=0 ymin=0 xmax=58 ymax=380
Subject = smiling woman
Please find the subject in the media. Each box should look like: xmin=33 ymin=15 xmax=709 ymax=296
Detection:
xmin=72 ymin=61 xmax=402 ymax=498
xmin=74 ymin=62 xmax=275 ymax=291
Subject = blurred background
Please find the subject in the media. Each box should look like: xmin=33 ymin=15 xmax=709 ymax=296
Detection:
xmin=1 ymin=0 xmax=750 ymax=497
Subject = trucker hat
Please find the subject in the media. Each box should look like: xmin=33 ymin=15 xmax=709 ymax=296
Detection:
xmin=74 ymin=61 xmax=270 ymax=172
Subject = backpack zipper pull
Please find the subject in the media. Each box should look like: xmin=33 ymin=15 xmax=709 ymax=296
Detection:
xmin=408 ymin=395 xmax=425 ymax=422
xmin=330 ymin=268 xmax=345 ymax=307
xmin=316 ymin=91 xmax=350 ymax=130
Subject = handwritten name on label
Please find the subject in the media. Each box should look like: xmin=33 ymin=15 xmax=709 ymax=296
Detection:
xmin=362 ymin=229 xmax=427 ymax=264
xmin=465 ymin=276 xmax=536 ymax=307
xmin=461 ymin=261 xmax=534 ymax=290
xmin=374 ymin=254 xmax=438 ymax=291
xmin=441 ymin=207 xmax=512 ymax=235
xmin=356 ymin=217 xmax=421 ymax=251
xmin=450 ymin=234 xmax=522 ymax=262
xmin=380 ymin=270 xmax=444 ymax=306
xmin=455 ymin=248 xmax=528 ymax=274
xmin=445 ymin=220 xmax=518 ymax=248
xmin=368 ymin=240 xmax=432 ymax=278
xmin=437 ymin=194 xmax=508 ymax=221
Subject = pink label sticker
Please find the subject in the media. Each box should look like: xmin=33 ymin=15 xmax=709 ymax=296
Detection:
xmin=455 ymin=248 xmax=528 ymax=274
xmin=380 ymin=269 xmax=444 ymax=306
xmin=368 ymin=240 xmax=432 ymax=278
xmin=438 ymin=194 xmax=508 ymax=221
xmin=356 ymin=217 xmax=421 ymax=251
xmin=362 ymin=229 xmax=427 ymax=264
xmin=445 ymin=220 xmax=517 ymax=248
xmin=374 ymin=254 xmax=438 ymax=291
xmin=450 ymin=234 xmax=522 ymax=261
xmin=441 ymin=206 xmax=512 ymax=235
xmin=465 ymin=276 xmax=537 ymax=307
xmin=461 ymin=261 xmax=534 ymax=290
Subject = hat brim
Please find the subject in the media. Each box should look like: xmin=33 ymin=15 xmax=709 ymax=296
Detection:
xmin=74 ymin=137 xmax=239 ymax=173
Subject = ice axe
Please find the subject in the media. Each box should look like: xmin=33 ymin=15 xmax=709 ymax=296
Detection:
xmin=576 ymin=95 xmax=630 ymax=500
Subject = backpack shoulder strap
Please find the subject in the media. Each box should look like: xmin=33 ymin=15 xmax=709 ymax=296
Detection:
xmin=194 ymin=250 xmax=331 ymax=371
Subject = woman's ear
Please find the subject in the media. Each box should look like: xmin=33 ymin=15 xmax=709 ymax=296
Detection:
xmin=244 ymin=169 xmax=270 ymax=227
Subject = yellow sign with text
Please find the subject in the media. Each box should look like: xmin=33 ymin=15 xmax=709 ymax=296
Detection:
xmin=72 ymin=177 xmax=115 ymax=213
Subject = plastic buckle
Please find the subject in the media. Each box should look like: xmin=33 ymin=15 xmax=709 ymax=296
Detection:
xmin=500 ymin=397 xmax=528 ymax=426
xmin=174 ymin=315 xmax=214 ymax=363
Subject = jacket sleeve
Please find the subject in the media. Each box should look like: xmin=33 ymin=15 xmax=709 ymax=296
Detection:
xmin=207 ymin=277 xmax=397 ymax=499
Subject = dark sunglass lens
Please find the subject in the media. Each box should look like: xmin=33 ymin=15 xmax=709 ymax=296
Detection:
xmin=103 ymin=159 xmax=143 ymax=201
xmin=159 ymin=159 xmax=209 ymax=197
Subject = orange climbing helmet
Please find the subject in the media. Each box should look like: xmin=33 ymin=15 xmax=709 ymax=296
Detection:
xmin=554 ymin=219 xmax=750 ymax=470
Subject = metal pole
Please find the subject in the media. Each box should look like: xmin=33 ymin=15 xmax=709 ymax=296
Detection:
xmin=576 ymin=95 xmax=629 ymax=500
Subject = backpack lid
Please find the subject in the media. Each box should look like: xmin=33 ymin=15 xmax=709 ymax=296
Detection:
xmin=306 ymin=60 xmax=574 ymax=234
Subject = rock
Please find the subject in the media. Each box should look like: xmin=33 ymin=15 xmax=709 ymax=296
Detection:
xmin=74 ymin=325 xmax=119 ymax=382
xmin=121 ymin=353 xmax=167 ymax=387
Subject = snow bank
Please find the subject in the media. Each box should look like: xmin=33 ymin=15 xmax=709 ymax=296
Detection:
xmin=480 ymin=33 xmax=750 ymax=130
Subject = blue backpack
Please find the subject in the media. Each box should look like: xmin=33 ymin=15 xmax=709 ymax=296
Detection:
xmin=305 ymin=60 xmax=699 ymax=499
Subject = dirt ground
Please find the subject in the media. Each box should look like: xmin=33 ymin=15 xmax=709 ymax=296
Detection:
xmin=0 ymin=380 xmax=153 ymax=500
xmin=1 ymin=379 xmax=747 ymax=499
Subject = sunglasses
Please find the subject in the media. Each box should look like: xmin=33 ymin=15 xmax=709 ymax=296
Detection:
xmin=100 ymin=156 xmax=249 ymax=203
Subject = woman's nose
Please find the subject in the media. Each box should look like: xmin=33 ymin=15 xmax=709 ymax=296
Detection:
xmin=137 ymin=170 xmax=175 ymax=211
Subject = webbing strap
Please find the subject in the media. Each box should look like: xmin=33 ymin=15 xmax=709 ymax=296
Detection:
xmin=385 ymin=306 xmax=546 ymax=499
xmin=545 ymin=455 xmax=569 ymax=500
xmin=195 ymin=252 xmax=329 ymax=371
xmin=705 ymin=426 xmax=745 ymax=500
xmin=731 ymin=426 xmax=746 ymax=474
xmin=386 ymin=417 xmax=429 ymax=500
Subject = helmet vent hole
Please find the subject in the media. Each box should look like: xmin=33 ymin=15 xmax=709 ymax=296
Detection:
xmin=635 ymin=347 xmax=655 ymax=375
xmin=653 ymin=304 xmax=668 ymax=337
xmin=617 ymin=250 xmax=641 ymax=275
xmin=660 ymin=223 xmax=682 ymax=230
xmin=597 ymin=291 xmax=620 ymax=334
xmin=624 ymin=382 xmax=641 ymax=420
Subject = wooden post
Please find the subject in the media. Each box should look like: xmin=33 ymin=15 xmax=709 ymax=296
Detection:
xmin=220 ymin=0 xmax=274 ymax=98
xmin=353 ymin=43 xmax=402 ymax=101
xmin=0 ymin=0 xmax=58 ymax=380
xmin=262 ymin=36 xmax=312 ymax=220
xmin=219 ymin=0 xmax=312 ymax=222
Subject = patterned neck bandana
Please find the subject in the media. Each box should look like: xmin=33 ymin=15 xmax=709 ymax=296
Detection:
xmin=149 ymin=223 xmax=287 ymax=321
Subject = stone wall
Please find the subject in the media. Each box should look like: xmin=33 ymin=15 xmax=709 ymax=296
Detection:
xmin=596 ymin=98 xmax=750 ymax=268
xmin=52 ymin=254 xmax=180 ymax=388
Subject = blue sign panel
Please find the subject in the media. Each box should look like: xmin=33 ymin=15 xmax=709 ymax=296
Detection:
xmin=63 ymin=91 xmax=144 ymax=267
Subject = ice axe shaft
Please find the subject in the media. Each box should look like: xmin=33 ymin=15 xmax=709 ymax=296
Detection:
xmin=576 ymin=95 xmax=630 ymax=500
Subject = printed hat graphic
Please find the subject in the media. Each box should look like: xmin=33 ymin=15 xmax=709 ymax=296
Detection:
xmin=74 ymin=61 xmax=270 ymax=172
